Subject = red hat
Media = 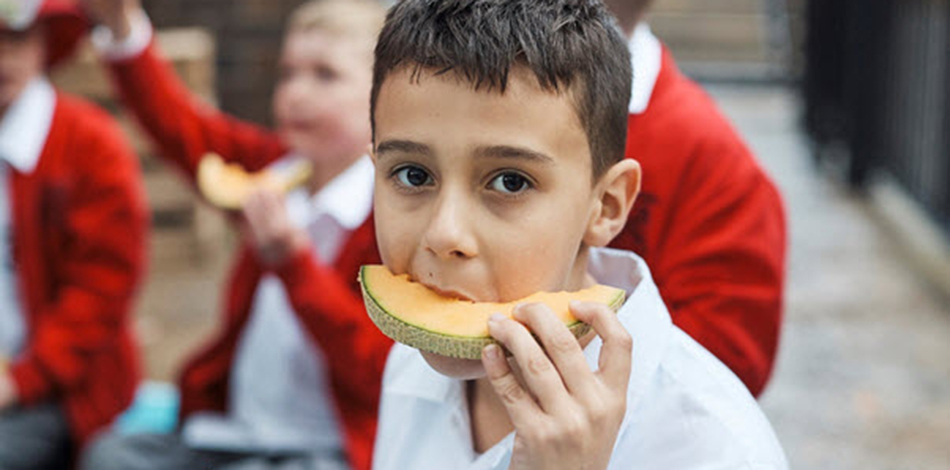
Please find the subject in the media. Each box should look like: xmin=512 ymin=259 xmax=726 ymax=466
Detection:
xmin=0 ymin=0 xmax=88 ymax=69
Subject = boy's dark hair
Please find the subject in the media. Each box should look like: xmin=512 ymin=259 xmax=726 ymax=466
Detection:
xmin=371 ymin=0 xmax=632 ymax=177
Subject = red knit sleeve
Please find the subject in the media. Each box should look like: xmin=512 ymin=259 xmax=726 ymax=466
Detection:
xmin=10 ymin=107 xmax=148 ymax=404
xmin=107 ymin=42 xmax=285 ymax=183
xmin=649 ymin=135 xmax=786 ymax=397
xmin=273 ymin=249 xmax=392 ymax=410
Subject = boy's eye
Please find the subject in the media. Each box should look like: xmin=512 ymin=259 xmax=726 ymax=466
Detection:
xmin=315 ymin=65 xmax=339 ymax=82
xmin=394 ymin=166 xmax=434 ymax=188
xmin=489 ymin=172 xmax=531 ymax=195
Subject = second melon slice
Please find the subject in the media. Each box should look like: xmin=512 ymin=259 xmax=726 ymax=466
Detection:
xmin=359 ymin=265 xmax=626 ymax=359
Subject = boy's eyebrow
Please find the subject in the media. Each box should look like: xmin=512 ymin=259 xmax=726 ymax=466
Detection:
xmin=474 ymin=145 xmax=555 ymax=164
xmin=375 ymin=140 xmax=433 ymax=159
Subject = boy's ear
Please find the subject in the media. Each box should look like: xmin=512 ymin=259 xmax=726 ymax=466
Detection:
xmin=584 ymin=159 xmax=641 ymax=247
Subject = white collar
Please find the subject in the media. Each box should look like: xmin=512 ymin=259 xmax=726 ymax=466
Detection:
xmin=386 ymin=247 xmax=674 ymax=415
xmin=628 ymin=23 xmax=663 ymax=115
xmin=280 ymin=154 xmax=375 ymax=230
xmin=0 ymin=78 xmax=56 ymax=173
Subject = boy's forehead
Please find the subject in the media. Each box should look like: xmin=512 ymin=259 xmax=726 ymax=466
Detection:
xmin=374 ymin=66 xmax=591 ymax=170
xmin=376 ymin=66 xmax=584 ymax=128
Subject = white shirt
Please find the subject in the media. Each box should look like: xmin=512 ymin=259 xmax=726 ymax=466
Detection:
xmin=0 ymin=78 xmax=55 ymax=358
xmin=628 ymin=23 xmax=663 ymax=115
xmin=182 ymin=155 xmax=375 ymax=453
xmin=373 ymin=248 xmax=788 ymax=470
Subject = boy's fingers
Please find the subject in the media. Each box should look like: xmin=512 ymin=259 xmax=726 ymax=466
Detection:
xmin=256 ymin=191 xmax=282 ymax=229
xmin=513 ymin=303 xmax=596 ymax=399
xmin=570 ymin=301 xmax=633 ymax=391
xmin=482 ymin=344 xmax=541 ymax=427
xmin=488 ymin=314 xmax=569 ymax=413
xmin=245 ymin=190 xmax=284 ymax=237
xmin=241 ymin=194 xmax=266 ymax=240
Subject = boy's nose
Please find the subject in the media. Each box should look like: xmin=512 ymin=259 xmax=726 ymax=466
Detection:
xmin=423 ymin=193 xmax=478 ymax=261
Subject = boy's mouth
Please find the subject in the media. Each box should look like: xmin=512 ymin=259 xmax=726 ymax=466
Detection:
xmin=421 ymin=282 xmax=476 ymax=303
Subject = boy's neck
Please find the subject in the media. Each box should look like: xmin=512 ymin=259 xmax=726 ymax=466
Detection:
xmin=469 ymin=376 xmax=514 ymax=454
xmin=0 ymin=76 xmax=43 ymax=124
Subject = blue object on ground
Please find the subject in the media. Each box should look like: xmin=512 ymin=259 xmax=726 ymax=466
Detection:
xmin=114 ymin=381 xmax=180 ymax=435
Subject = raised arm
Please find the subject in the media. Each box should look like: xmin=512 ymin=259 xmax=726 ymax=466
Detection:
xmin=84 ymin=0 xmax=284 ymax=182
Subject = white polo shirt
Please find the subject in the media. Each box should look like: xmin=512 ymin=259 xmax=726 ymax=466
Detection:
xmin=628 ymin=23 xmax=663 ymax=115
xmin=373 ymin=248 xmax=788 ymax=470
xmin=0 ymin=78 xmax=55 ymax=358
xmin=182 ymin=156 xmax=375 ymax=453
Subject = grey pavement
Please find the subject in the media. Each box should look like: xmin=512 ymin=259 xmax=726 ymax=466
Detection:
xmin=709 ymin=84 xmax=950 ymax=470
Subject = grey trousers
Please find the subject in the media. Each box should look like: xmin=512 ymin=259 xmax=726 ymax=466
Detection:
xmin=0 ymin=403 xmax=71 ymax=470
xmin=80 ymin=432 xmax=350 ymax=470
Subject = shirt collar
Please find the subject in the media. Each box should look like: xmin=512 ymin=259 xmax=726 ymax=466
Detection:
xmin=584 ymin=248 xmax=673 ymax=414
xmin=0 ymin=78 xmax=56 ymax=173
xmin=385 ymin=247 xmax=674 ymax=414
xmin=280 ymin=155 xmax=375 ymax=230
xmin=628 ymin=23 xmax=663 ymax=115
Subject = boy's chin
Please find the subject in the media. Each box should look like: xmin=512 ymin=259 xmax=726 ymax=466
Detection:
xmin=421 ymin=351 xmax=487 ymax=380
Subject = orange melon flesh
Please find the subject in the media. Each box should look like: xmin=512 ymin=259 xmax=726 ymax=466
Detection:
xmin=197 ymin=153 xmax=312 ymax=210
xmin=359 ymin=265 xmax=626 ymax=359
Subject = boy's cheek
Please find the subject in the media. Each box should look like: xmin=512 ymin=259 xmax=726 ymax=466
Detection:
xmin=374 ymin=202 xmax=422 ymax=272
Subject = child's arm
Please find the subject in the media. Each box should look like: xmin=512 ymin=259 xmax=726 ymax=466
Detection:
xmin=242 ymin=191 xmax=392 ymax=410
xmin=87 ymin=1 xmax=284 ymax=183
xmin=650 ymin=141 xmax=785 ymax=397
xmin=0 ymin=358 xmax=14 ymax=410
xmin=483 ymin=302 xmax=633 ymax=470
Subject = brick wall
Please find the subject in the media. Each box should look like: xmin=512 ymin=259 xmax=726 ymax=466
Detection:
xmin=142 ymin=0 xmax=309 ymax=126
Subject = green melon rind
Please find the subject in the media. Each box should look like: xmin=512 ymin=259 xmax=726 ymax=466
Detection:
xmin=359 ymin=266 xmax=626 ymax=360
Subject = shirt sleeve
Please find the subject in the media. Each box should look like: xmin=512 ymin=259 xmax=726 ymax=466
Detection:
xmin=90 ymin=8 xmax=153 ymax=61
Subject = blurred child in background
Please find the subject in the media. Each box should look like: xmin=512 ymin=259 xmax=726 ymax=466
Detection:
xmin=603 ymin=0 xmax=787 ymax=396
xmin=0 ymin=0 xmax=147 ymax=467
xmin=79 ymin=0 xmax=390 ymax=469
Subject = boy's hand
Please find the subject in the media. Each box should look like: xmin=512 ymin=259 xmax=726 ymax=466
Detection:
xmin=81 ymin=0 xmax=142 ymax=40
xmin=483 ymin=302 xmax=632 ymax=470
xmin=0 ymin=365 xmax=17 ymax=411
xmin=242 ymin=190 xmax=310 ymax=268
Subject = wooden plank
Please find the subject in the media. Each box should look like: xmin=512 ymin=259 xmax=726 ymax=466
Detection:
xmin=653 ymin=0 xmax=763 ymax=15
xmin=648 ymin=12 xmax=768 ymax=63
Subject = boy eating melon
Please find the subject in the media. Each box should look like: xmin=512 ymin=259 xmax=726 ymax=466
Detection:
xmin=367 ymin=1 xmax=789 ymax=469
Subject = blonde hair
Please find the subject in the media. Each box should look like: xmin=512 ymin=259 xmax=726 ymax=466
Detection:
xmin=287 ymin=0 xmax=386 ymax=45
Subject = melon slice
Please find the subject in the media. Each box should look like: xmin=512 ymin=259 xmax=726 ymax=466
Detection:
xmin=359 ymin=265 xmax=626 ymax=359
xmin=197 ymin=153 xmax=313 ymax=210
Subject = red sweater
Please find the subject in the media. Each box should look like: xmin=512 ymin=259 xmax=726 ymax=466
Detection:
xmin=8 ymin=93 xmax=147 ymax=448
xmin=609 ymin=48 xmax=786 ymax=396
xmin=108 ymin=43 xmax=391 ymax=470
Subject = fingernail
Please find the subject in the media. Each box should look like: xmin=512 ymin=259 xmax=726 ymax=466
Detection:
xmin=569 ymin=300 xmax=582 ymax=310
xmin=489 ymin=313 xmax=506 ymax=324
xmin=483 ymin=344 xmax=501 ymax=360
